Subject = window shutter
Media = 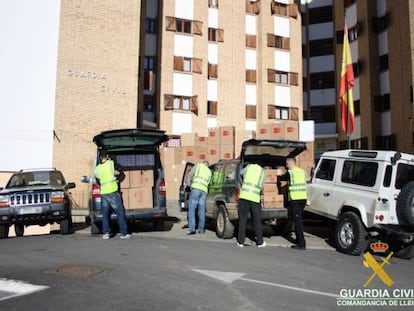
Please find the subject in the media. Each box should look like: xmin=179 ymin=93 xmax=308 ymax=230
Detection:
xmin=290 ymin=107 xmax=299 ymax=121
xmin=218 ymin=29 xmax=224 ymax=42
xmin=267 ymin=69 xmax=276 ymax=83
xmin=290 ymin=72 xmax=299 ymax=86
xmin=208 ymin=63 xmax=218 ymax=79
xmin=192 ymin=21 xmax=203 ymax=35
xmin=288 ymin=4 xmax=298 ymax=18
xmin=246 ymin=70 xmax=256 ymax=83
xmin=270 ymin=2 xmax=276 ymax=15
xmin=166 ymin=16 xmax=176 ymax=31
xmin=164 ymin=95 xmax=174 ymax=110
xmin=268 ymin=105 xmax=276 ymax=119
xmin=173 ymin=56 xmax=184 ymax=71
xmin=208 ymin=101 xmax=218 ymax=115
xmin=245 ymin=105 xmax=256 ymax=119
xmin=191 ymin=96 xmax=198 ymax=115
xmin=246 ymin=34 xmax=256 ymax=48
xmin=144 ymin=70 xmax=153 ymax=91
xmin=267 ymin=34 xmax=276 ymax=47
xmin=253 ymin=1 xmax=260 ymax=14
xmin=192 ymin=58 xmax=203 ymax=74
xmin=282 ymin=37 xmax=290 ymax=50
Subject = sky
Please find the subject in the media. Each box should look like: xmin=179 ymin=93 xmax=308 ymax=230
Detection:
xmin=0 ymin=0 xmax=60 ymax=171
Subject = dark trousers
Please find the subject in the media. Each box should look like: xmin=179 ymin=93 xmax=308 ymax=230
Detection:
xmin=237 ymin=199 xmax=263 ymax=245
xmin=288 ymin=200 xmax=306 ymax=247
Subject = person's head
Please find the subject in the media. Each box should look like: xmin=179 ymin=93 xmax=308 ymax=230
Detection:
xmin=99 ymin=150 xmax=109 ymax=163
xmin=286 ymin=157 xmax=297 ymax=169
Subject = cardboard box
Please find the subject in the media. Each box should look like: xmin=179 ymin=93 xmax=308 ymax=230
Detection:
xmin=264 ymin=169 xmax=278 ymax=183
xmin=208 ymin=128 xmax=220 ymax=145
xmin=196 ymin=136 xmax=208 ymax=147
xmin=182 ymin=146 xmax=197 ymax=163
xmin=166 ymin=180 xmax=180 ymax=201
xmin=284 ymin=120 xmax=299 ymax=140
xmin=164 ymin=163 xmax=187 ymax=183
xmin=196 ymin=147 xmax=208 ymax=162
xmin=263 ymin=183 xmax=278 ymax=194
xmin=130 ymin=170 xmax=154 ymax=188
xmin=128 ymin=187 xmax=153 ymax=209
xmin=263 ymin=194 xmax=284 ymax=208
xmin=235 ymin=130 xmax=256 ymax=147
xmin=256 ymin=124 xmax=271 ymax=139
xmin=181 ymin=133 xmax=198 ymax=146
xmin=121 ymin=171 xmax=130 ymax=188
xmin=121 ymin=190 xmax=129 ymax=209
xmin=298 ymin=142 xmax=315 ymax=163
xmin=298 ymin=160 xmax=314 ymax=178
xmin=208 ymin=145 xmax=220 ymax=164
xmin=220 ymin=126 xmax=235 ymax=145
xmin=220 ymin=144 xmax=235 ymax=160
xmin=162 ymin=147 xmax=184 ymax=165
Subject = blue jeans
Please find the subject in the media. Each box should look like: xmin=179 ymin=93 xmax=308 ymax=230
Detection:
xmin=188 ymin=188 xmax=207 ymax=233
xmin=101 ymin=191 xmax=128 ymax=236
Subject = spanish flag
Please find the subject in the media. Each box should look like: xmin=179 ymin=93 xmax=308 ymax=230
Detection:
xmin=339 ymin=22 xmax=355 ymax=134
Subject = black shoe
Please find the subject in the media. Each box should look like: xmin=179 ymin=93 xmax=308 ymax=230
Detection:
xmin=291 ymin=245 xmax=306 ymax=250
xmin=186 ymin=231 xmax=196 ymax=235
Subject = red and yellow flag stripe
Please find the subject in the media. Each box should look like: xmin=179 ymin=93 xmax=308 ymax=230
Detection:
xmin=339 ymin=22 xmax=355 ymax=134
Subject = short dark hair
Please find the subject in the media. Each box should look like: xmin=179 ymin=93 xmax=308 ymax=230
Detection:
xmin=286 ymin=157 xmax=296 ymax=163
xmin=99 ymin=149 xmax=109 ymax=159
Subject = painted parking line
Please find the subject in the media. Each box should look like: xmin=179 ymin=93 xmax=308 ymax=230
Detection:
xmin=0 ymin=278 xmax=49 ymax=301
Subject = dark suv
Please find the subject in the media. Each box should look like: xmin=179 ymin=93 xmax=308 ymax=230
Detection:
xmin=0 ymin=169 xmax=76 ymax=238
xmin=180 ymin=139 xmax=306 ymax=239
xmin=82 ymin=128 xmax=169 ymax=234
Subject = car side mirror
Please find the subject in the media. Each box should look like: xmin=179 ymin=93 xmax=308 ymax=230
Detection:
xmin=80 ymin=176 xmax=90 ymax=183
xmin=67 ymin=182 xmax=76 ymax=189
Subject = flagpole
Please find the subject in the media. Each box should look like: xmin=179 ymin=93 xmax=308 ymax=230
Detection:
xmin=347 ymin=90 xmax=351 ymax=149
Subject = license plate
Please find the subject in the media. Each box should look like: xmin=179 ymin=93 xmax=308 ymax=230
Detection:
xmin=18 ymin=206 xmax=43 ymax=215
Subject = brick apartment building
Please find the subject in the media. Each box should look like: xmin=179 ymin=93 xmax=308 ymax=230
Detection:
xmin=302 ymin=0 xmax=414 ymax=156
xmin=53 ymin=0 xmax=303 ymax=204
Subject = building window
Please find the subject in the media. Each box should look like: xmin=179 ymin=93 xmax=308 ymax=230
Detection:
xmin=173 ymin=56 xmax=202 ymax=74
xmin=166 ymin=17 xmax=203 ymax=35
xmin=246 ymin=70 xmax=257 ymax=83
xmin=145 ymin=18 xmax=157 ymax=33
xmin=308 ymin=6 xmax=332 ymax=24
xmin=164 ymin=94 xmax=198 ymax=114
xmin=208 ymin=101 xmax=218 ymax=115
xmin=267 ymin=34 xmax=290 ymax=50
xmin=309 ymin=39 xmax=333 ymax=57
xmin=337 ymin=23 xmax=362 ymax=44
xmin=267 ymin=69 xmax=298 ymax=86
xmin=209 ymin=0 xmax=218 ymax=9
xmin=379 ymin=54 xmax=389 ymax=71
xmin=339 ymin=137 xmax=369 ymax=150
xmin=354 ymin=100 xmax=360 ymax=116
xmin=373 ymin=13 xmax=390 ymax=33
xmin=309 ymin=71 xmax=334 ymax=89
xmin=376 ymin=135 xmax=396 ymax=150
xmin=309 ymin=105 xmax=335 ymax=123
xmin=246 ymin=105 xmax=256 ymax=119
xmin=374 ymin=94 xmax=391 ymax=112
xmin=268 ymin=105 xmax=290 ymax=120
xmin=208 ymin=63 xmax=218 ymax=79
xmin=246 ymin=0 xmax=260 ymax=15
xmin=271 ymin=2 xmax=298 ymax=18
xmin=352 ymin=60 xmax=363 ymax=77
xmin=208 ymin=28 xmax=224 ymax=42
xmin=246 ymin=34 xmax=257 ymax=48
xmin=144 ymin=56 xmax=156 ymax=70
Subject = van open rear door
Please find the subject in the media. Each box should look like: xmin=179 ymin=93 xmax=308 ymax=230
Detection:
xmin=178 ymin=162 xmax=194 ymax=211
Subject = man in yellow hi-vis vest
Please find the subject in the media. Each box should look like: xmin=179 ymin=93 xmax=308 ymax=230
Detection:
xmin=95 ymin=150 xmax=130 ymax=240
xmin=237 ymin=163 xmax=266 ymax=248
xmin=286 ymin=157 xmax=307 ymax=250
xmin=187 ymin=161 xmax=212 ymax=235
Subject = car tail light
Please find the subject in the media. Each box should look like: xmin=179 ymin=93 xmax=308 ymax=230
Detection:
xmin=234 ymin=188 xmax=240 ymax=202
xmin=92 ymin=184 xmax=101 ymax=199
xmin=376 ymin=215 xmax=384 ymax=222
xmin=159 ymin=180 xmax=166 ymax=196
xmin=51 ymin=191 xmax=65 ymax=203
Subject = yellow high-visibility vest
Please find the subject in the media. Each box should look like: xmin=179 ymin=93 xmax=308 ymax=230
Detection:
xmin=95 ymin=160 xmax=118 ymax=195
xmin=288 ymin=166 xmax=307 ymax=200
xmin=239 ymin=164 xmax=264 ymax=203
xmin=191 ymin=163 xmax=212 ymax=193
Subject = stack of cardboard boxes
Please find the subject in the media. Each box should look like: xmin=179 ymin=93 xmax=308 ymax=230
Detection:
xmin=262 ymin=168 xmax=285 ymax=208
xmin=121 ymin=170 xmax=154 ymax=209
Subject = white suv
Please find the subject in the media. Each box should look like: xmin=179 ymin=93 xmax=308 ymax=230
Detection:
xmin=307 ymin=150 xmax=414 ymax=259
